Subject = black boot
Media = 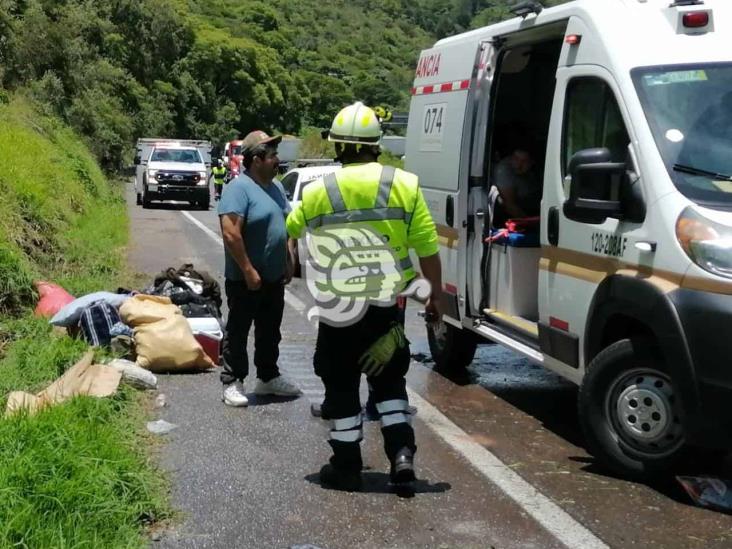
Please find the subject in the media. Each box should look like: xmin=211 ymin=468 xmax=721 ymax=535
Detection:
xmin=319 ymin=464 xmax=362 ymax=492
xmin=390 ymin=447 xmax=416 ymax=484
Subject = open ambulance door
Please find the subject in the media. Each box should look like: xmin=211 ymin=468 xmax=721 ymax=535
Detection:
xmin=466 ymin=41 xmax=499 ymax=318
xmin=406 ymin=39 xmax=492 ymax=326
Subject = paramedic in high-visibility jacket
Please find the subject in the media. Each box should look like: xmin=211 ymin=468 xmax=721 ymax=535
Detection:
xmin=211 ymin=158 xmax=227 ymax=201
xmin=286 ymin=102 xmax=443 ymax=491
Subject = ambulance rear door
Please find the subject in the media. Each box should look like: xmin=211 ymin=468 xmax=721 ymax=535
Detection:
xmin=406 ymin=38 xmax=484 ymax=324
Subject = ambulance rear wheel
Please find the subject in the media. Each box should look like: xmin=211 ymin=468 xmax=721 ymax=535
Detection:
xmin=578 ymin=338 xmax=687 ymax=479
xmin=427 ymin=322 xmax=476 ymax=371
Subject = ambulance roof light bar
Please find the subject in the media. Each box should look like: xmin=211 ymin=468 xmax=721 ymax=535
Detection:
xmin=510 ymin=1 xmax=543 ymax=19
xmin=670 ymin=0 xmax=704 ymax=6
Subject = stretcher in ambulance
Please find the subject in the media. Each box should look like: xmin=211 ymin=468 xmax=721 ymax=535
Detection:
xmin=406 ymin=0 xmax=732 ymax=477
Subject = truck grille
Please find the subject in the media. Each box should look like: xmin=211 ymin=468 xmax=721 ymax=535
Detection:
xmin=155 ymin=171 xmax=201 ymax=186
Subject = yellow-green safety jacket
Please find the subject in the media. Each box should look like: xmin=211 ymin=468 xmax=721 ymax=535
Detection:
xmin=286 ymin=162 xmax=439 ymax=284
xmin=212 ymin=166 xmax=227 ymax=181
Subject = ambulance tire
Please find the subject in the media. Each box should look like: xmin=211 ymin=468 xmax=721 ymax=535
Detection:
xmin=427 ymin=322 xmax=477 ymax=372
xmin=142 ymin=191 xmax=151 ymax=209
xmin=578 ymin=338 xmax=687 ymax=479
xmin=136 ymin=192 xmax=142 ymax=206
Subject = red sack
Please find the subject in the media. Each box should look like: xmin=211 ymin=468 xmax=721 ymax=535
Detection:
xmin=34 ymin=281 xmax=75 ymax=318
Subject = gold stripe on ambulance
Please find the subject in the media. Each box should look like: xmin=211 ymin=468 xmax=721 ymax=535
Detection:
xmin=540 ymin=246 xmax=732 ymax=296
xmin=436 ymin=224 xmax=459 ymax=249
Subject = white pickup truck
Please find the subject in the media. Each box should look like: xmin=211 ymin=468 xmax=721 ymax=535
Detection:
xmin=134 ymin=139 xmax=212 ymax=209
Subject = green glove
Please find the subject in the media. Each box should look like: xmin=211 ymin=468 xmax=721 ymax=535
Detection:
xmin=359 ymin=322 xmax=409 ymax=377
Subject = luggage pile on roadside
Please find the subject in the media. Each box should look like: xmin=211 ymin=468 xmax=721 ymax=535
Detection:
xmin=8 ymin=264 xmax=224 ymax=417
xmin=35 ymin=263 xmax=224 ymax=372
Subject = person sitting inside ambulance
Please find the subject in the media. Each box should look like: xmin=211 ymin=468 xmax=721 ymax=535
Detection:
xmin=492 ymin=146 xmax=541 ymax=223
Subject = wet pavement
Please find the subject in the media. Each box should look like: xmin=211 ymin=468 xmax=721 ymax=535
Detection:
xmin=126 ymin=183 xmax=732 ymax=548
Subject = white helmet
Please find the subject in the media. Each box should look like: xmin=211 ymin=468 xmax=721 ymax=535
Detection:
xmin=328 ymin=102 xmax=382 ymax=145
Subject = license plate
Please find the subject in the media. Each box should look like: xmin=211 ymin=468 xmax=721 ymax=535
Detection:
xmin=172 ymin=175 xmax=184 ymax=181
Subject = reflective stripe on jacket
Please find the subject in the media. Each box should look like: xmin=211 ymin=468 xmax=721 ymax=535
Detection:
xmin=286 ymin=162 xmax=438 ymax=283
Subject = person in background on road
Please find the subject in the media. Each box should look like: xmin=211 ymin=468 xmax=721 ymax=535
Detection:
xmin=211 ymin=158 xmax=227 ymax=201
xmin=286 ymin=102 xmax=443 ymax=491
xmin=218 ymin=130 xmax=301 ymax=407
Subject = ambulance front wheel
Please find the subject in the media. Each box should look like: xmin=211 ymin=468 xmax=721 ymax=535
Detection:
xmin=427 ymin=321 xmax=477 ymax=372
xmin=578 ymin=338 xmax=687 ymax=479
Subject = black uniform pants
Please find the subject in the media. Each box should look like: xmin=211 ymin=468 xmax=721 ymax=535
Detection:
xmin=220 ymin=280 xmax=283 ymax=385
xmin=314 ymin=304 xmax=415 ymax=473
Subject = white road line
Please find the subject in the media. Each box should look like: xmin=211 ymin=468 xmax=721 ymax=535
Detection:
xmin=407 ymin=388 xmax=608 ymax=549
xmin=182 ymin=210 xmax=222 ymax=244
xmin=301 ymin=389 xmax=325 ymax=397
xmin=284 ymin=290 xmax=306 ymax=313
xmin=182 ymin=207 xmax=607 ymax=548
xmin=181 ymin=210 xmax=305 ymax=314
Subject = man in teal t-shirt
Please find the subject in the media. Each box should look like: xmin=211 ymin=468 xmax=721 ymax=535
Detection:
xmin=217 ymin=130 xmax=301 ymax=407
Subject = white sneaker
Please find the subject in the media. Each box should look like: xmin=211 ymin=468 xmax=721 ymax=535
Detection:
xmin=222 ymin=381 xmax=249 ymax=407
xmin=253 ymin=375 xmax=302 ymax=396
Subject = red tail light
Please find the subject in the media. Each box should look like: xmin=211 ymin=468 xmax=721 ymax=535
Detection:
xmin=683 ymin=12 xmax=709 ymax=27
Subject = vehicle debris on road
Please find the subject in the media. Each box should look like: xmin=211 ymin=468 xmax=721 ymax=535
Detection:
xmin=678 ymin=476 xmax=732 ymax=514
xmin=146 ymin=419 xmax=178 ymax=435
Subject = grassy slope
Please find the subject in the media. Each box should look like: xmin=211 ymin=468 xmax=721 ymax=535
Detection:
xmin=0 ymin=97 xmax=167 ymax=548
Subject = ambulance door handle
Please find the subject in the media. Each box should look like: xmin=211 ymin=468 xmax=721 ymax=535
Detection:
xmin=446 ymin=195 xmax=454 ymax=227
xmin=548 ymin=206 xmax=559 ymax=246
xmin=475 ymin=209 xmax=485 ymax=218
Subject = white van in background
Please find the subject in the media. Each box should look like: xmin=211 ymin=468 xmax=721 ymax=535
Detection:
xmin=280 ymin=164 xmax=341 ymax=275
xmin=406 ymin=0 xmax=732 ymax=477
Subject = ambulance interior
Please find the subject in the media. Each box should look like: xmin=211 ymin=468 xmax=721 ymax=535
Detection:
xmin=480 ymin=34 xmax=564 ymax=335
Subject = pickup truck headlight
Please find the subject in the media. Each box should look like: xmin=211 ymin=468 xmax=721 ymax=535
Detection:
xmin=197 ymin=171 xmax=207 ymax=186
xmin=676 ymin=207 xmax=732 ymax=279
xmin=147 ymin=169 xmax=158 ymax=180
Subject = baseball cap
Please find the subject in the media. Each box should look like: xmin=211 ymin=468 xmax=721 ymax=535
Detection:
xmin=241 ymin=130 xmax=282 ymax=154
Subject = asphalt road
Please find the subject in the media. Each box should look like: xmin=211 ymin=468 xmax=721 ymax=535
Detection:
xmin=126 ymin=183 xmax=732 ymax=548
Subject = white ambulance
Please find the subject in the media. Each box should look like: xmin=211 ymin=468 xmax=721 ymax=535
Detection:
xmin=406 ymin=0 xmax=732 ymax=477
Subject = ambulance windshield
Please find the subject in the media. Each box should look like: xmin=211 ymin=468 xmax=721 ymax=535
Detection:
xmin=632 ymin=63 xmax=732 ymax=209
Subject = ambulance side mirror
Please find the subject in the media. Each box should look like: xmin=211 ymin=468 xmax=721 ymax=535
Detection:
xmin=564 ymin=148 xmax=625 ymax=224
